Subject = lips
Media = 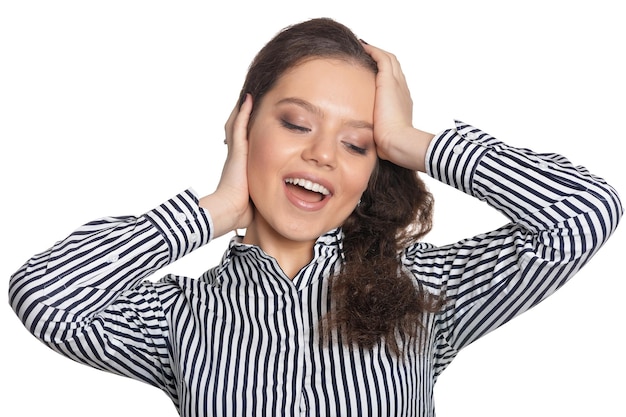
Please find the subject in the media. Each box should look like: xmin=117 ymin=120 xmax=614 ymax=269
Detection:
xmin=283 ymin=174 xmax=333 ymax=211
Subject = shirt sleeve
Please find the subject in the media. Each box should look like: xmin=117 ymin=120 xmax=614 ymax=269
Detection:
xmin=8 ymin=188 xmax=212 ymax=395
xmin=402 ymin=120 xmax=622 ymax=368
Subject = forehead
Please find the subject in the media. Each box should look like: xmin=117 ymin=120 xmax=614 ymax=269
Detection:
xmin=277 ymin=57 xmax=375 ymax=86
xmin=264 ymin=58 xmax=376 ymax=115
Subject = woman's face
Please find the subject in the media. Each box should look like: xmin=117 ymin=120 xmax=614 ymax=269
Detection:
xmin=246 ymin=58 xmax=377 ymax=245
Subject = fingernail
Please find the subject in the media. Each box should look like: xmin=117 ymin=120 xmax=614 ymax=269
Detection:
xmin=359 ymin=38 xmax=369 ymax=45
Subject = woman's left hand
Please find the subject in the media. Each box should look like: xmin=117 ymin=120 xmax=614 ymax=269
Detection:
xmin=361 ymin=41 xmax=434 ymax=172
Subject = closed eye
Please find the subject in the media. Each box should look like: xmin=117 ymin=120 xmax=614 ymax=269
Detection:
xmin=343 ymin=141 xmax=367 ymax=155
xmin=281 ymin=119 xmax=310 ymax=133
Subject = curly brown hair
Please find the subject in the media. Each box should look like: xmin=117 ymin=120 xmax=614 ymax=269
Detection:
xmin=238 ymin=17 xmax=443 ymax=355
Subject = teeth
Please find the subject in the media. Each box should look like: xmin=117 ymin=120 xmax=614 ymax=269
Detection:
xmin=285 ymin=178 xmax=330 ymax=195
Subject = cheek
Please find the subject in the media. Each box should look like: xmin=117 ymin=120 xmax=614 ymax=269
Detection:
xmin=246 ymin=138 xmax=262 ymax=188
xmin=246 ymin=130 xmax=284 ymax=205
xmin=354 ymin=159 xmax=378 ymax=194
xmin=246 ymin=128 xmax=272 ymax=173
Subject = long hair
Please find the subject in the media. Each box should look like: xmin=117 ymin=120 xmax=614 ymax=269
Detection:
xmin=238 ymin=18 xmax=443 ymax=355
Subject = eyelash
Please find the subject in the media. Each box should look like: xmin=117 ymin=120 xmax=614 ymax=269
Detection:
xmin=281 ymin=119 xmax=368 ymax=156
xmin=343 ymin=142 xmax=367 ymax=155
xmin=280 ymin=119 xmax=310 ymax=133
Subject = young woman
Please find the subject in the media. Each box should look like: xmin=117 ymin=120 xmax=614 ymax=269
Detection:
xmin=9 ymin=18 xmax=622 ymax=417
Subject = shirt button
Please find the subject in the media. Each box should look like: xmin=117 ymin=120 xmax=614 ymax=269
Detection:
xmin=190 ymin=233 xmax=199 ymax=242
xmin=175 ymin=212 xmax=187 ymax=223
xmin=453 ymin=144 xmax=464 ymax=154
xmin=465 ymin=132 xmax=478 ymax=140
xmin=106 ymin=254 xmax=119 ymax=263
xmin=537 ymin=161 xmax=549 ymax=170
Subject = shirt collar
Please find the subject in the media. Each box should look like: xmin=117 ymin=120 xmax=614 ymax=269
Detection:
xmin=216 ymin=228 xmax=344 ymax=287
xmin=226 ymin=227 xmax=343 ymax=255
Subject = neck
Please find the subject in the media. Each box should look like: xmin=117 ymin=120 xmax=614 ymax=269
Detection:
xmin=242 ymin=218 xmax=315 ymax=280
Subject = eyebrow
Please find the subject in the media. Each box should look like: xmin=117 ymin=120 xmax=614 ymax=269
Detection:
xmin=275 ymin=97 xmax=374 ymax=130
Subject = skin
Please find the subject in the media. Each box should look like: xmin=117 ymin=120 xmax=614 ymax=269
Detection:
xmin=200 ymin=43 xmax=435 ymax=279
xmin=242 ymin=58 xmax=378 ymax=277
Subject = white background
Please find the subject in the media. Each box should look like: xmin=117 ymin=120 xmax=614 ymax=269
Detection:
xmin=1 ymin=1 xmax=624 ymax=416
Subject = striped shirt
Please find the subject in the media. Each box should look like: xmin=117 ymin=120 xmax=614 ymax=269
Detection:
xmin=9 ymin=121 xmax=622 ymax=416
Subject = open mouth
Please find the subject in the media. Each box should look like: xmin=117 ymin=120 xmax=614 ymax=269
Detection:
xmin=285 ymin=178 xmax=330 ymax=203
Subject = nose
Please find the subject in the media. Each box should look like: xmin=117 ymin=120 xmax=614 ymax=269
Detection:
xmin=301 ymin=134 xmax=337 ymax=169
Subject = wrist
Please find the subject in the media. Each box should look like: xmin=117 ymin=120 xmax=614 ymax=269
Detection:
xmin=199 ymin=191 xmax=247 ymax=238
xmin=379 ymin=127 xmax=434 ymax=172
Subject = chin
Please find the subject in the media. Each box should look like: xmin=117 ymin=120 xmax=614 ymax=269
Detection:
xmin=280 ymin=224 xmax=330 ymax=243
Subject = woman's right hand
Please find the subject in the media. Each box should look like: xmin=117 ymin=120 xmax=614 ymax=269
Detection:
xmin=199 ymin=94 xmax=254 ymax=238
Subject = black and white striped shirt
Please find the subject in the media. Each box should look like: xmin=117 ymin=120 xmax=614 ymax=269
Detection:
xmin=9 ymin=121 xmax=622 ymax=416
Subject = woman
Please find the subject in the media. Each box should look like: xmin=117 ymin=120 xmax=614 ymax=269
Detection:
xmin=9 ymin=17 xmax=622 ymax=417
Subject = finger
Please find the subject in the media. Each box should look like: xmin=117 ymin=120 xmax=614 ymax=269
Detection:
xmin=361 ymin=42 xmax=404 ymax=80
xmin=231 ymin=94 xmax=253 ymax=144
xmin=224 ymin=99 xmax=239 ymax=137
xmin=224 ymin=93 xmax=253 ymax=147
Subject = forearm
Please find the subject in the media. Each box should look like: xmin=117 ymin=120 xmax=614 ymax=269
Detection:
xmin=378 ymin=126 xmax=435 ymax=172
xmin=8 ymin=189 xmax=211 ymax=339
xmin=426 ymin=121 xmax=623 ymax=238
xmin=406 ymin=120 xmax=622 ymax=353
xmin=199 ymin=191 xmax=246 ymax=239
